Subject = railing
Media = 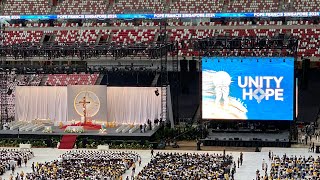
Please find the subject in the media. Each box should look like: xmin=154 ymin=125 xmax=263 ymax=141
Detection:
xmin=1 ymin=12 xmax=320 ymax=21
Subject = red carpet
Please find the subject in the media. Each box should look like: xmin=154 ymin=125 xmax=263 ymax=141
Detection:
xmin=58 ymin=135 xmax=77 ymax=149
xmin=61 ymin=121 xmax=101 ymax=130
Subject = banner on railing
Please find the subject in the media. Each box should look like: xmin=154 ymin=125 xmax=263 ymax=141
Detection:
xmin=0 ymin=12 xmax=319 ymax=20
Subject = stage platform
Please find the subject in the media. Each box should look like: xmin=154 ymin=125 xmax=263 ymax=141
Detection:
xmin=0 ymin=125 xmax=160 ymax=140
xmin=201 ymin=131 xmax=291 ymax=147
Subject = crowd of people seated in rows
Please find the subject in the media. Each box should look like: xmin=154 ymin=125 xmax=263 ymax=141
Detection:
xmin=137 ymin=152 xmax=234 ymax=180
xmin=256 ymin=152 xmax=320 ymax=180
xmin=0 ymin=149 xmax=33 ymax=176
xmin=25 ymin=150 xmax=140 ymax=180
xmin=270 ymin=155 xmax=320 ymax=179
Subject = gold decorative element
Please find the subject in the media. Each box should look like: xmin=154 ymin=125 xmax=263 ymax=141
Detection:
xmin=74 ymin=91 xmax=100 ymax=119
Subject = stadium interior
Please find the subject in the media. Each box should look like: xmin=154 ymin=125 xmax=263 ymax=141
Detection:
xmin=0 ymin=0 xmax=319 ymax=179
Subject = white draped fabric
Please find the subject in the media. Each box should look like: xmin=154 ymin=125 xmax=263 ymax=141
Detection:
xmin=107 ymin=87 xmax=161 ymax=124
xmin=15 ymin=86 xmax=161 ymax=125
xmin=15 ymin=86 xmax=68 ymax=122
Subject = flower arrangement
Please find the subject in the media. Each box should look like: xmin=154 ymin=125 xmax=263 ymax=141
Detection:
xmin=64 ymin=127 xmax=84 ymax=133
xmin=106 ymin=121 xmax=116 ymax=128
xmin=99 ymin=128 xmax=107 ymax=134
xmin=42 ymin=126 xmax=53 ymax=133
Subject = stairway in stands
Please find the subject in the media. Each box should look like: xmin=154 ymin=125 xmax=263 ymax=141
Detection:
xmin=95 ymin=74 xmax=104 ymax=85
xmin=40 ymin=74 xmax=48 ymax=85
xmin=58 ymin=135 xmax=77 ymax=149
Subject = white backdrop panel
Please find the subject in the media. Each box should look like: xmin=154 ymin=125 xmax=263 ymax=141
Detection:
xmin=15 ymin=86 xmax=68 ymax=122
xmin=15 ymin=86 xmax=161 ymax=124
xmin=107 ymin=87 xmax=161 ymax=124
xmin=67 ymin=85 xmax=107 ymax=122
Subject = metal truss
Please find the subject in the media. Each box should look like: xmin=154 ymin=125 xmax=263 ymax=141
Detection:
xmin=0 ymin=42 xmax=176 ymax=61
xmin=195 ymin=36 xmax=299 ymax=57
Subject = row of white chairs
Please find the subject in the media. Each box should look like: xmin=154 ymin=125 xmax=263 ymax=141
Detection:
xmin=8 ymin=121 xmax=44 ymax=132
xmin=115 ymin=124 xmax=127 ymax=133
xmin=115 ymin=124 xmax=141 ymax=133
xmin=31 ymin=124 xmax=45 ymax=132
xmin=121 ymin=125 xmax=132 ymax=133
xmin=19 ymin=123 xmax=38 ymax=131
xmin=10 ymin=121 xmax=27 ymax=130
xmin=129 ymin=125 xmax=140 ymax=133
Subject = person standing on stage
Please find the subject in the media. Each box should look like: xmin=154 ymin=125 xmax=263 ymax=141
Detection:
xmin=143 ymin=124 xmax=147 ymax=133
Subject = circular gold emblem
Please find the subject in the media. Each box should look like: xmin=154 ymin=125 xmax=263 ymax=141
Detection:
xmin=74 ymin=91 xmax=100 ymax=118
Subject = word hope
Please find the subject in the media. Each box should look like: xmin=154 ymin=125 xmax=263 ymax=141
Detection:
xmin=238 ymin=76 xmax=284 ymax=103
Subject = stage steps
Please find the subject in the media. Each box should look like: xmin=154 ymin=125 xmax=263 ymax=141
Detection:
xmin=58 ymin=135 xmax=77 ymax=149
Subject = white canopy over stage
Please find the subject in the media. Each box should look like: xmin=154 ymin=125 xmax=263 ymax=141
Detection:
xmin=15 ymin=86 xmax=164 ymax=125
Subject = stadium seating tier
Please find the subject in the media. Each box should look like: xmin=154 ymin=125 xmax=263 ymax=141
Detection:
xmin=46 ymin=74 xmax=99 ymax=86
xmin=4 ymin=27 xmax=320 ymax=57
xmin=55 ymin=0 xmax=108 ymax=15
xmin=111 ymin=0 xmax=165 ymax=14
xmin=169 ymin=0 xmax=224 ymax=13
xmin=3 ymin=0 xmax=51 ymax=15
xmin=1 ymin=0 xmax=320 ymax=15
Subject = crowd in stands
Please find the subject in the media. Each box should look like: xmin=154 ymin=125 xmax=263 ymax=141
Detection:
xmin=1 ymin=74 xmax=42 ymax=119
xmin=137 ymin=152 xmax=234 ymax=179
xmin=16 ymin=75 xmax=42 ymax=86
xmin=0 ymin=73 xmax=99 ymax=120
xmin=0 ymin=149 xmax=33 ymax=176
xmin=26 ymin=150 xmax=140 ymax=180
xmin=45 ymin=74 xmax=99 ymax=86
xmin=6 ymin=74 xmax=42 ymax=91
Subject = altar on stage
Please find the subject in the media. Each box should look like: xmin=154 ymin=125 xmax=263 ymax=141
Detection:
xmin=61 ymin=120 xmax=102 ymax=131
xmin=9 ymin=85 xmax=166 ymax=139
xmin=1 ymin=120 xmax=160 ymax=138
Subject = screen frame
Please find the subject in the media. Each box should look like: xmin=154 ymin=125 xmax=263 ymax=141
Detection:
xmin=200 ymin=56 xmax=296 ymax=121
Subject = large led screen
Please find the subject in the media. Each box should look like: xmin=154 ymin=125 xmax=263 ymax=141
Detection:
xmin=202 ymin=57 xmax=294 ymax=120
